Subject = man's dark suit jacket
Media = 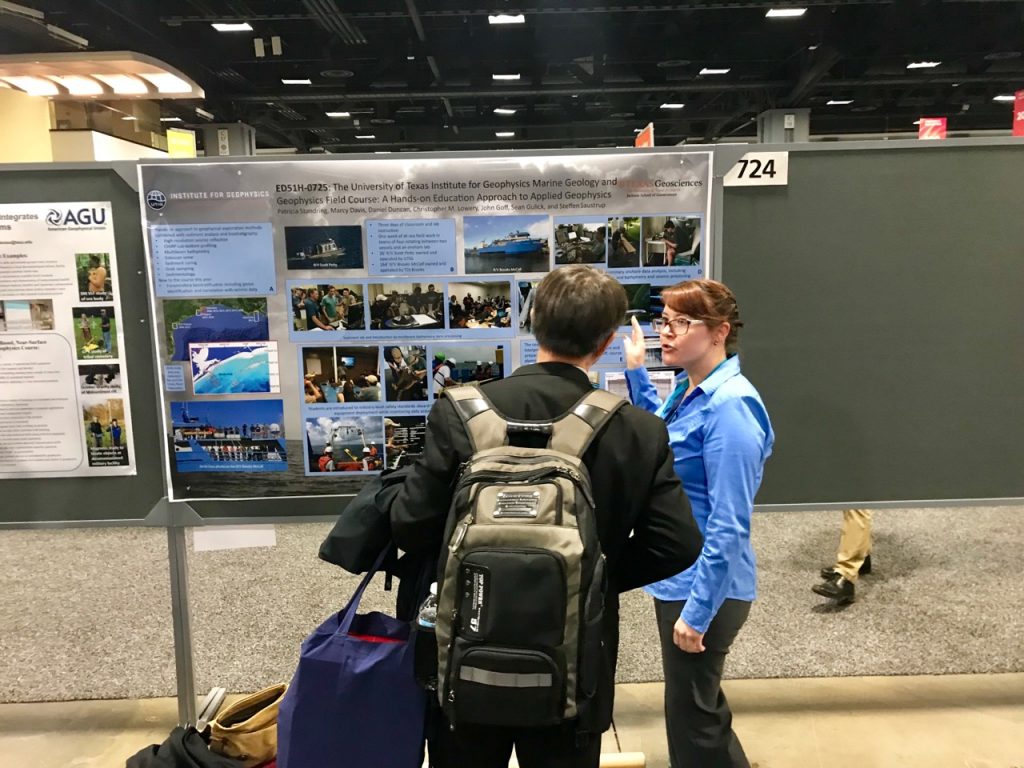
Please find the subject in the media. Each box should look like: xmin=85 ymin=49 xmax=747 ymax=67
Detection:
xmin=389 ymin=362 xmax=703 ymax=731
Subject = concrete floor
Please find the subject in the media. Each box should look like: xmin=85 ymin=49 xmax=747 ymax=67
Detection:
xmin=0 ymin=674 xmax=1020 ymax=768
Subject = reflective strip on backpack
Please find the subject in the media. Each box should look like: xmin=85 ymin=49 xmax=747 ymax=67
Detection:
xmin=459 ymin=667 xmax=554 ymax=689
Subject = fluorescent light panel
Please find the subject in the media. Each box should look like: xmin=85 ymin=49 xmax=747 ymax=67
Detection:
xmin=495 ymin=131 xmax=515 ymax=137
xmin=326 ymin=111 xmax=351 ymax=117
xmin=121 ymin=116 xmax=137 ymax=121
xmin=355 ymin=134 xmax=375 ymax=139
xmin=281 ymin=78 xmax=311 ymax=85
xmin=493 ymin=107 xmax=517 ymax=115
xmin=660 ymin=103 xmax=685 ymax=109
xmin=139 ymin=72 xmax=192 ymax=94
xmin=766 ymin=8 xmax=806 ymax=18
xmin=160 ymin=116 xmax=183 ymax=122
xmin=1 ymin=75 xmax=58 ymax=96
xmin=47 ymin=75 xmax=103 ymax=95
xmin=827 ymin=99 xmax=853 ymax=105
xmin=211 ymin=22 xmax=252 ymax=32
xmin=993 ymin=94 xmax=1015 ymax=102
xmin=700 ymin=68 xmax=731 ymax=75
xmin=92 ymin=73 xmax=149 ymax=94
xmin=492 ymin=73 xmax=520 ymax=81
xmin=488 ymin=14 xmax=525 ymax=25
xmin=907 ymin=61 xmax=941 ymax=69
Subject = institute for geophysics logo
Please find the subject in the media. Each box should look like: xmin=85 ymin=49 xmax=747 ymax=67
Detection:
xmin=45 ymin=207 xmax=108 ymax=227
xmin=145 ymin=189 xmax=167 ymax=211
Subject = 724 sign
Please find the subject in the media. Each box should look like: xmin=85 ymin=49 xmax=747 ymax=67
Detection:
xmin=723 ymin=152 xmax=789 ymax=187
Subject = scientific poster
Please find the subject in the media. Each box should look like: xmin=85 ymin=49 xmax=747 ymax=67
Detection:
xmin=0 ymin=202 xmax=136 ymax=478
xmin=140 ymin=150 xmax=711 ymax=500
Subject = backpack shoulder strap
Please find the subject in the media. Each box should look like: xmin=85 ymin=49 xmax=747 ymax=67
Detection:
xmin=442 ymin=385 xmax=508 ymax=452
xmin=549 ymin=389 xmax=627 ymax=459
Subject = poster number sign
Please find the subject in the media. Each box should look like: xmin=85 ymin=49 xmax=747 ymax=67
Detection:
xmin=723 ymin=152 xmax=789 ymax=187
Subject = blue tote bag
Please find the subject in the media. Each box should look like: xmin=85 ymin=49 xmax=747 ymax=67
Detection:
xmin=278 ymin=549 xmax=426 ymax=768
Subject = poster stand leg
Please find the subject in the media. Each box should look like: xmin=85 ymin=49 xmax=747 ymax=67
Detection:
xmin=167 ymin=521 xmax=196 ymax=725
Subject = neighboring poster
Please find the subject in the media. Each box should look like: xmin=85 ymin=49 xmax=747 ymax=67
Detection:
xmin=918 ymin=117 xmax=948 ymax=140
xmin=0 ymin=202 xmax=136 ymax=478
xmin=140 ymin=150 xmax=712 ymax=500
xmin=1013 ymin=91 xmax=1024 ymax=138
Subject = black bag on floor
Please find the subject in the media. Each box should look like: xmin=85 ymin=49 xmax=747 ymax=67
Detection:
xmin=127 ymin=726 xmax=246 ymax=768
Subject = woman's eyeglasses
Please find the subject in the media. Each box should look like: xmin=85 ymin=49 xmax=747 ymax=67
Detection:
xmin=650 ymin=316 xmax=705 ymax=335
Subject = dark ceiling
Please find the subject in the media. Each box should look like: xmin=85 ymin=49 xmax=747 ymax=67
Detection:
xmin=4 ymin=0 xmax=1024 ymax=152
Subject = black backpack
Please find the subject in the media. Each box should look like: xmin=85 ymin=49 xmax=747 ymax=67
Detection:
xmin=434 ymin=384 xmax=625 ymax=728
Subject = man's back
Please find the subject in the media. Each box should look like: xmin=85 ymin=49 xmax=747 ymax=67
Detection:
xmin=390 ymin=362 xmax=701 ymax=741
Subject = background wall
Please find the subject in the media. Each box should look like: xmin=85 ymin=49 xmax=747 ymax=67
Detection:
xmin=0 ymin=90 xmax=53 ymax=163
xmin=2 ymin=504 xmax=1021 ymax=702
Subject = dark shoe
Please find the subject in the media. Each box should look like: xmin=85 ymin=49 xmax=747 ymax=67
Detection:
xmin=820 ymin=554 xmax=872 ymax=581
xmin=812 ymin=576 xmax=855 ymax=604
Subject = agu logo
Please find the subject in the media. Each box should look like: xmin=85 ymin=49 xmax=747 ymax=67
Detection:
xmin=146 ymin=190 xmax=167 ymax=211
xmin=46 ymin=207 xmax=108 ymax=226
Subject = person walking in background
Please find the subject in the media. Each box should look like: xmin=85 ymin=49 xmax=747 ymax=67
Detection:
xmin=623 ymin=279 xmax=774 ymax=768
xmin=813 ymin=509 xmax=873 ymax=604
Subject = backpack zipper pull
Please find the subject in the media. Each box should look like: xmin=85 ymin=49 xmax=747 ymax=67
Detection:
xmin=450 ymin=517 xmax=471 ymax=554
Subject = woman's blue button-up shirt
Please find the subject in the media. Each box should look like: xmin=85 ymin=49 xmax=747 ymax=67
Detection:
xmin=625 ymin=356 xmax=774 ymax=634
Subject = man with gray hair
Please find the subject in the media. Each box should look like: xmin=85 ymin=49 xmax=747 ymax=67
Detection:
xmin=390 ymin=265 xmax=702 ymax=768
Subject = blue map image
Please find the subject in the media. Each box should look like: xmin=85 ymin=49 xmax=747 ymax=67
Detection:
xmin=192 ymin=344 xmax=274 ymax=394
xmin=169 ymin=304 xmax=269 ymax=362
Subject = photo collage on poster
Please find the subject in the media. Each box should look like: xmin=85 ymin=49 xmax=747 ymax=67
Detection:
xmin=142 ymin=152 xmax=711 ymax=498
xmin=73 ymin=251 xmax=130 ymax=468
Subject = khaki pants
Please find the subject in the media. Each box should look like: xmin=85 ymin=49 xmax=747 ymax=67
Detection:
xmin=835 ymin=508 xmax=872 ymax=581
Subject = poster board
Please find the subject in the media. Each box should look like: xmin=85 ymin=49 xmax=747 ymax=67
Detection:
xmin=139 ymin=150 xmax=713 ymax=501
xmin=0 ymin=167 xmax=163 ymax=524
xmin=720 ymin=143 xmax=1024 ymax=506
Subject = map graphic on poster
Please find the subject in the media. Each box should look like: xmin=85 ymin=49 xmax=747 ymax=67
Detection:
xmin=0 ymin=201 xmax=136 ymax=478
xmin=140 ymin=150 xmax=712 ymax=500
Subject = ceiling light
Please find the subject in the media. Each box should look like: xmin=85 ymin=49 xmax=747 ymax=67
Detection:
xmin=488 ymin=14 xmax=525 ymax=25
xmin=660 ymin=103 xmax=685 ymax=110
xmin=355 ymin=134 xmax=376 ymax=139
xmin=281 ymin=78 xmax=311 ymax=85
xmin=407 ymin=55 xmax=415 ymax=61
xmin=906 ymin=61 xmax=941 ymax=69
xmin=1 ymin=75 xmax=59 ymax=96
xmin=138 ymin=72 xmax=192 ymax=94
xmin=374 ymin=151 xmax=391 ymax=154
xmin=493 ymin=107 xmax=517 ymax=115
xmin=912 ymin=120 xmax=922 ymax=126
xmin=827 ymin=99 xmax=853 ymax=105
xmin=766 ymin=8 xmax=807 ymax=18
xmin=46 ymin=75 xmax=103 ymax=96
xmin=326 ymin=111 xmax=351 ymax=118
xmin=808 ymin=44 xmax=820 ymax=51
xmin=495 ymin=131 xmax=515 ymax=138
xmin=492 ymin=73 xmax=521 ymax=81
xmin=633 ymin=128 xmax=643 ymax=133
xmin=195 ymin=107 xmax=215 ymax=120
xmin=120 ymin=116 xmax=137 ymax=121
xmin=93 ymin=74 xmax=149 ymax=95
xmin=160 ymin=116 xmax=183 ymax=122
xmin=993 ymin=94 xmax=1016 ymax=102
xmin=211 ymin=22 xmax=253 ymax=32
xmin=700 ymin=68 xmax=731 ymax=75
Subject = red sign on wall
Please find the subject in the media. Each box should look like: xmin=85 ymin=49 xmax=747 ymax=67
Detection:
xmin=1013 ymin=91 xmax=1024 ymax=137
xmin=918 ymin=117 xmax=947 ymax=140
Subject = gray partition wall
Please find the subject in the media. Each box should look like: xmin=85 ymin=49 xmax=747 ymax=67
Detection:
xmin=718 ymin=141 xmax=1024 ymax=507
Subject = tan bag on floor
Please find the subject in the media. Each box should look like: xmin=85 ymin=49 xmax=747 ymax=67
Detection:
xmin=208 ymin=683 xmax=287 ymax=768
